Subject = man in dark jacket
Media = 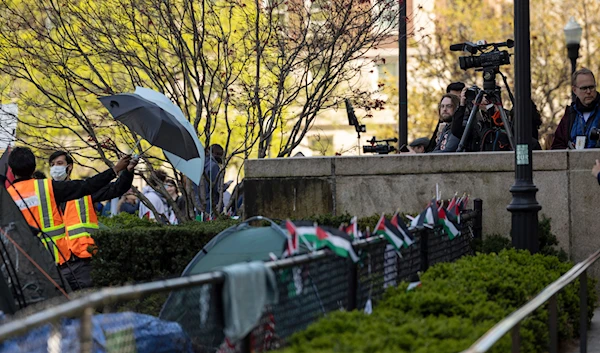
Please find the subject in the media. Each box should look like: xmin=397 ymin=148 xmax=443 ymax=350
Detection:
xmin=552 ymin=68 xmax=600 ymax=149
xmin=48 ymin=150 xmax=137 ymax=289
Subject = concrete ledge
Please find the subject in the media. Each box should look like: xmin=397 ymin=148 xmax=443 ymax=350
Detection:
xmin=245 ymin=157 xmax=333 ymax=178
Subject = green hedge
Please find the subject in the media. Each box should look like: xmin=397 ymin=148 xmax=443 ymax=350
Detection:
xmin=90 ymin=213 xmax=396 ymax=287
xmin=281 ymin=249 xmax=597 ymax=353
xmin=91 ymin=214 xmax=239 ymax=287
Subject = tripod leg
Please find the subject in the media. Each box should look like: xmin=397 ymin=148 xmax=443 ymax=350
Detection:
xmin=497 ymin=105 xmax=515 ymax=150
xmin=457 ymin=91 xmax=485 ymax=152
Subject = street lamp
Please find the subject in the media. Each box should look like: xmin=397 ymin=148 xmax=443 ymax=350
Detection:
xmin=507 ymin=0 xmax=541 ymax=253
xmin=564 ymin=17 xmax=582 ymax=74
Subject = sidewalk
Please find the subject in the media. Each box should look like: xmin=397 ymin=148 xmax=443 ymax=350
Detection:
xmin=564 ymin=307 xmax=600 ymax=353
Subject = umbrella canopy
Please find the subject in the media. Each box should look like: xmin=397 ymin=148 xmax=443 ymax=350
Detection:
xmin=132 ymin=87 xmax=205 ymax=185
xmin=99 ymin=89 xmax=202 ymax=164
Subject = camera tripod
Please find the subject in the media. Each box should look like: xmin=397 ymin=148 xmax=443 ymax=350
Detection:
xmin=456 ymin=67 xmax=515 ymax=152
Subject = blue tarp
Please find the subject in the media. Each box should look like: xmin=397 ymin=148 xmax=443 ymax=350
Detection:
xmin=0 ymin=312 xmax=193 ymax=353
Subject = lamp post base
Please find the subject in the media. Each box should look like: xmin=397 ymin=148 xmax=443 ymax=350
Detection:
xmin=507 ymin=182 xmax=542 ymax=253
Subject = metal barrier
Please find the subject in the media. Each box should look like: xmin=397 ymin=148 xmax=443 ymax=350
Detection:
xmin=0 ymin=205 xmax=481 ymax=352
xmin=461 ymin=247 xmax=600 ymax=353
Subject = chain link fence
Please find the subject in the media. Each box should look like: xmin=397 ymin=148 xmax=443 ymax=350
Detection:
xmin=0 ymin=202 xmax=481 ymax=353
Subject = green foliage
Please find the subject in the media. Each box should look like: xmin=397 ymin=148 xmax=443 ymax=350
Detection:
xmin=90 ymin=219 xmax=239 ymax=287
xmin=478 ymin=215 xmax=568 ymax=262
xmin=280 ymin=250 xmax=598 ymax=353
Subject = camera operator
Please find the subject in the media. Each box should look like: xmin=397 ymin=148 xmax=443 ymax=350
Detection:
xmin=447 ymin=82 xmax=466 ymax=98
xmin=427 ymin=93 xmax=461 ymax=153
xmin=552 ymin=68 xmax=600 ymax=150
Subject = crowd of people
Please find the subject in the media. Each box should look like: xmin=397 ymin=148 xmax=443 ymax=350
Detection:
xmin=407 ymin=67 xmax=600 ymax=154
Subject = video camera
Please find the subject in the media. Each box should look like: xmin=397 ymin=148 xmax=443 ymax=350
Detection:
xmin=363 ymin=136 xmax=397 ymax=155
xmin=450 ymin=39 xmax=514 ymax=71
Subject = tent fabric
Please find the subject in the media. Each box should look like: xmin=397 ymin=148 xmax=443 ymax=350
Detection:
xmin=0 ymin=185 xmax=70 ymax=313
xmin=159 ymin=217 xmax=290 ymax=347
xmin=0 ymin=312 xmax=193 ymax=353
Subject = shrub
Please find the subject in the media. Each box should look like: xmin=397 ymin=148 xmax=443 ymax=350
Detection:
xmin=280 ymin=250 xmax=597 ymax=353
xmin=90 ymin=219 xmax=239 ymax=287
xmin=479 ymin=215 xmax=568 ymax=262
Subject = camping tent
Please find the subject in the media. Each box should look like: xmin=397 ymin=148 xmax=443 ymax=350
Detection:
xmin=0 ymin=184 xmax=71 ymax=314
xmin=159 ymin=217 xmax=290 ymax=349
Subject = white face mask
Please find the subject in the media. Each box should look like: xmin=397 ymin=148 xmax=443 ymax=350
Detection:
xmin=50 ymin=166 xmax=68 ymax=181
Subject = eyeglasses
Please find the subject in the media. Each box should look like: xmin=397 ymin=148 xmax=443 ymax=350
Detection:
xmin=164 ymin=184 xmax=175 ymax=188
xmin=576 ymin=84 xmax=596 ymax=92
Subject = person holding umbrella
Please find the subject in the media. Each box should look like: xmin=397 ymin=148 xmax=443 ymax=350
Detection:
xmin=48 ymin=150 xmax=138 ymax=289
xmin=6 ymin=147 xmax=132 ymax=285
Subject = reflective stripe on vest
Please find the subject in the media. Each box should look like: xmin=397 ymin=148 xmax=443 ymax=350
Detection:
xmin=64 ymin=195 xmax=98 ymax=258
xmin=8 ymin=179 xmax=67 ymax=264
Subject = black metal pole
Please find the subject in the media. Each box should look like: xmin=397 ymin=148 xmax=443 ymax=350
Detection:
xmin=507 ymin=0 xmax=541 ymax=253
xmin=473 ymin=198 xmax=483 ymax=242
xmin=419 ymin=230 xmax=429 ymax=273
xmin=398 ymin=3 xmax=408 ymax=147
xmin=567 ymin=43 xmax=580 ymax=102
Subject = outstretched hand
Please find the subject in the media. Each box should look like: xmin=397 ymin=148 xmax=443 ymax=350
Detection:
xmin=113 ymin=155 xmax=132 ymax=174
xmin=127 ymin=156 xmax=139 ymax=172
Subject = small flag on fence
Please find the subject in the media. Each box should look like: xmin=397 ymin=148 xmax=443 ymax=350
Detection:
xmin=410 ymin=199 xmax=439 ymax=229
xmin=374 ymin=214 xmax=405 ymax=252
xmin=391 ymin=212 xmax=414 ymax=247
xmin=283 ymin=219 xmax=300 ymax=257
xmin=437 ymin=207 xmax=460 ymax=239
xmin=340 ymin=216 xmax=361 ymax=239
xmin=315 ymin=225 xmax=359 ymax=262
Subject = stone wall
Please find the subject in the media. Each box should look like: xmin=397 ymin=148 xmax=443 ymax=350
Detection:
xmin=244 ymin=150 xmax=600 ymax=275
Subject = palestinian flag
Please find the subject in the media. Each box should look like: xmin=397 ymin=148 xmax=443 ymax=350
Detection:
xmin=446 ymin=195 xmax=461 ymax=224
xmin=391 ymin=212 xmax=414 ymax=247
xmin=410 ymin=199 xmax=439 ymax=229
xmin=315 ymin=226 xmax=359 ymax=262
xmin=282 ymin=219 xmax=299 ymax=257
xmin=374 ymin=214 xmax=405 ymax=251
xmin=340 ymin=216 xmax=361 ymax=240
xmin=437 ymin=207 xmax=460 ymax=239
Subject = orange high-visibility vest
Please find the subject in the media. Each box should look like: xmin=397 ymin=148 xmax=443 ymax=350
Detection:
xmin=63 ymin=195 xmax=99 ymax=259
xmin=7 ymin=179 xmax=70 ymax=264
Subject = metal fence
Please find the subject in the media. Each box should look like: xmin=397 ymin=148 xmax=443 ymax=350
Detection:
xmin=0 ymin=202 xmax=482 ymax=353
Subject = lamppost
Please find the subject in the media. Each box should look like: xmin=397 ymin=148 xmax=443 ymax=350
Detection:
xmin=507 ymin=0 xmax=541 ymax=253
xmin=398 ymin=5 xmax=408 ymax=148
xmin=564 ymin=17 xmax=582 ymax=75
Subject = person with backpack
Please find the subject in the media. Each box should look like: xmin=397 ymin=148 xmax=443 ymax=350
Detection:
xmin=552 ymin=68 xmax=600 ymax=150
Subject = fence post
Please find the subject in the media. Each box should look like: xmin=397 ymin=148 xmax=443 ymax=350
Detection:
xmin=80 ymin=307 xmax=94 ymax=353
xmin=420 ymin=229 xmax=429 ymax=273
xmin=549 ymin=294 xmax=558 ymax=353
xmin=580 ymin=270 xmax=588 ymax=353
xmin=512 ymin=322 xmax=520 ymax=353
xmin=473 ymin=198 xmax=483 ymax=241
xmin=347 ymin=258 xmax=358 ymax=311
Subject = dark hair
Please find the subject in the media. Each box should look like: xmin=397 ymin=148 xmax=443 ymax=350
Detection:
xmin=32 ymin=171 xmax=46 ymax=179
xmin=438 ymin=93 xmax=460 ymax=112
xmin=8 ymin=147 xmax=36 ymax=178
xmin=149 ymin=169 xmax=167 ymax=187
xmin=49 ymin=150 xmax=74 ymax=165
xmin=165 ymin=178 xmax=178 ymax=192
xmin=446 ymin=82 xmax=466 ymax=93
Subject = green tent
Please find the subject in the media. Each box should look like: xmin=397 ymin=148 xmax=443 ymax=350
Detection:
xmin=179 ymin=217 xmax=288 ymax=275
xmin=159 ymin=216 xmax=290 ymax=348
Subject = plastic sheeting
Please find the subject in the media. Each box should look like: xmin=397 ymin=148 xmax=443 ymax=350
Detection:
xmin=0 ymin=312 xmax=193 ymax=353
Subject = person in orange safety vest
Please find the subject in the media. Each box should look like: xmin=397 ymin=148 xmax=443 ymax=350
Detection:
xmin=7 ymin=147 xmax=133 ymax=292
xmin=48 ymin=151 xmax=137 ymax=290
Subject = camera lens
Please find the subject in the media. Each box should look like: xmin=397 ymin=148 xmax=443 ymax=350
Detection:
xmin=363 ymin=145 xmax=376 ymax=153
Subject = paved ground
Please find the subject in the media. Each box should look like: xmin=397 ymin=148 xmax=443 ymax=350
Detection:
xmin=564 ymin=307 xmax=600 ymax=353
